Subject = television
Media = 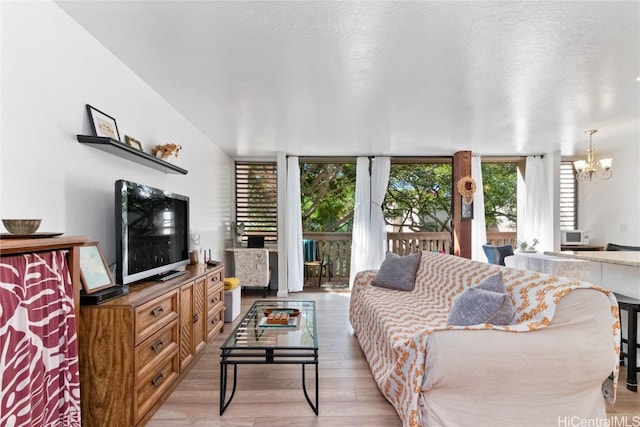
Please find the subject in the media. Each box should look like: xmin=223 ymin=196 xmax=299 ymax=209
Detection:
xmin=561 ymin=229 xmax=589 ymax=246
xmin=115 ymin=179 xmax=190 ymax=285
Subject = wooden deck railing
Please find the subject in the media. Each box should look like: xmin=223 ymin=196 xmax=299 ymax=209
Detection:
xmin=386 ymin=232 xmax=452 ymax=255
xmin=302 ymin=231 xmax=517 ymax=283
xmin=303 ymin=232 xmax=352 ymax=280
xmin=486 ymin=231 xmax=517 ymax=247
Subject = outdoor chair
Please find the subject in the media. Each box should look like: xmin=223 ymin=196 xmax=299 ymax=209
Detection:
xmin=482 ymin=243 xmax=514 ymax=266
xmin=303 ymin=239 xmax=331 ymax=286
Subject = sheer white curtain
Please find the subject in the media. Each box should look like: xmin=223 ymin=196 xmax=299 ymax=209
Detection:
xmin=471 ymin=155 xmax=487 ymax=262
xmin=521 ymin=155 xmax=552 ymax=252
xmin=369 ymin=157 xmax=391 ymax=269
xmin=349 ymin=157 xmax=371 ymax=285
xmin=286 ymin=156 xmax=304 ymax=292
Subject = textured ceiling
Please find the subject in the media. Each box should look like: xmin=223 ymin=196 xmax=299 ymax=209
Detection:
xmin=57 ymin=1 xmax=639 ymax=158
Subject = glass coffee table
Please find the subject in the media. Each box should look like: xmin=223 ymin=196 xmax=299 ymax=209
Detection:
xmin=219 ymin=300 xmax=318 ymax=415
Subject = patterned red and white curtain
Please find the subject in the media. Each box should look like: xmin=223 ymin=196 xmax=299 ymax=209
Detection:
xmin=0 ymin=251 xmax=80 ymax=426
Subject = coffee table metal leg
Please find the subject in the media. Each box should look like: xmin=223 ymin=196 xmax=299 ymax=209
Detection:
xmin=219 ymin=363 xmax=238 ymax=415
xmin=301 ymin=362 xmax=319 ymax=415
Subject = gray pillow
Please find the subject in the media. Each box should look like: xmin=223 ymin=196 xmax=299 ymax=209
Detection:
xmin=473 ymin=271 xmax=507 ymax=293
xmin=371 ymin=251 xmax=422 ymax=291
xmin=447 ymin=273 xmax=515 ymax=326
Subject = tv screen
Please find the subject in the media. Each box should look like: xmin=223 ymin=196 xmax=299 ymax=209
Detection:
xmin=115 ymin=180 xmax=189 ymax=285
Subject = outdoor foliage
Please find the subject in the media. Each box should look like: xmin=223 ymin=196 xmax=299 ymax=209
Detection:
xmin=481 ymin=163 xmax=517 ymax=229
xmin=299 ymin=161 xmax=517 ymax=233
xmin=384 ymin=163 xmax=453 ymax=232
xmin=300 ymin=163 xmax=356 ymax=232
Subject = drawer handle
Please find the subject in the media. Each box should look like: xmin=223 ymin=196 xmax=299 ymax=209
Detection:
xmin=211 ymin=276 xmax=220 ymax=283
xmin=211 ymin=297 xmax=219 ymax=304
xmin=151 ymin=373 xmax=164 ymax=388
xmin=151 ymin=339 xmax=164 ymax=353
xmin=151 ymin=306 xmax=164 ymax=318
xmin=211 ymin=318 xmax=218 ymax=326
xmin=193 ymin=313 xmax=199 ymax=323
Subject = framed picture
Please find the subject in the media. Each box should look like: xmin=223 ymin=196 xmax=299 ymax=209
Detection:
xmin=461 ymin=199 xmax=474 ymax=220
xmin=125 ymin=135 xmax=143 ymax=151
xmin=86 ymin=104 xmax=120 ymax=141
xmin=79 ymin=242 xmax=116 ymax=294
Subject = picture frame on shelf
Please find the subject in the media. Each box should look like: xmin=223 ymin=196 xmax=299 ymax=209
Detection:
xmin=125 ymin=135 xmax=143 ymax=151
xmin=79 ymin=242 xmax=116 ymax=294
xmin=86 ymin=104 xmax=120 ymax=141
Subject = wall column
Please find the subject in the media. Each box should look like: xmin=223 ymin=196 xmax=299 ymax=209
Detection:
xmin=453 ymin=151 xmax=472 ymax=258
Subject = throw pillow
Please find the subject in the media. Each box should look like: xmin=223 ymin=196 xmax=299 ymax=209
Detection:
xmin=473 ymin=271 xmax=507 ymax=293
xmin=447 ymin=273 xmax=515 ymax=326
xmin=371 ymin=251 xmax=422 ymax=291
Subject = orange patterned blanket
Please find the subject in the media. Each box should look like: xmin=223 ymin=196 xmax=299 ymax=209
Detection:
xmin=349 ymin=252 xmax=620 ymax=427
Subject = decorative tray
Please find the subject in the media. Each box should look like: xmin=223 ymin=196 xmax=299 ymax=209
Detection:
xmin=258 ymin=316 xmax=298 ymax=328
xmin=263 ymin=308 xmax=300 ymax=317
xmin=1 ymin=232 xmax=64 ymax=239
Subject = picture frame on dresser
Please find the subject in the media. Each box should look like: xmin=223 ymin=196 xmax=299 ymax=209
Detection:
xmin=79 ymin=242 xmax=116 ymax=294
xmin=86 ymin=104 xmax=120 ymax=141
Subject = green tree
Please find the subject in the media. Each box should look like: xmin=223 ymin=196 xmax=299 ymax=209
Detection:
xmin=481 ymin=163 xmax=517 ymax=229
xmin=383 ymin=163 xmax=452 ymax=232
xmin=300 ymin=163 xmax=356 ymax=232
xmin=298 ymin=160 xmax=517 ymax=233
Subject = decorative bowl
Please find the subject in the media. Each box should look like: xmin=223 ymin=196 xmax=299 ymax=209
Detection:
xmin=2 ymin=219 xmax=42 ymax=235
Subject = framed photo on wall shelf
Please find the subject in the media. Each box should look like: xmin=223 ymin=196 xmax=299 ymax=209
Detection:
xmin=125 ymin=135 xmax=143 ymax=151
xmin=79 ymin=242 xmax=116 ymax=294
xmin=86 ymin=104 xmax=120 ymax=141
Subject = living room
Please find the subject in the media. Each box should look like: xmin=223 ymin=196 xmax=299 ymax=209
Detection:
xmin=1 ymin=1 xmax=639 ymax=426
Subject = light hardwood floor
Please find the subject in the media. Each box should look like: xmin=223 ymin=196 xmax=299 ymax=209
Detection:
xmin=148 ymin=288 xmax=639 ymax=426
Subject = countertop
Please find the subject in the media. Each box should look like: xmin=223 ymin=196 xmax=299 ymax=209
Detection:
xmin=544 ymin=250 xmax=640 ymax=268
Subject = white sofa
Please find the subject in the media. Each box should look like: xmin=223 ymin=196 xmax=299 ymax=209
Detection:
xmin=349 ymin=252 xmax=620 ymax=427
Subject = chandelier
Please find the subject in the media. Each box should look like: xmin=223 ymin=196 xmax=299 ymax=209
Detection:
xmin=573 ymin=129 xmax=612 ymax=182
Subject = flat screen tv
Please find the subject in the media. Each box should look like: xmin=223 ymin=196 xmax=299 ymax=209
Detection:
xmin=115 ymin=179 xmax=189 ymax=285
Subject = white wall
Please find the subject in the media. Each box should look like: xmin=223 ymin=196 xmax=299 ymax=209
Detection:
xmin=577 ymin=135 xmax=640 ymax=247
xmin=0 ymin=1 xmax=232 ymax=267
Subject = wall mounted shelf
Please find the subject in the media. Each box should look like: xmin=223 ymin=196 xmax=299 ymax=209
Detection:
xmin=77 ymin=135 xmax=188 ymax=175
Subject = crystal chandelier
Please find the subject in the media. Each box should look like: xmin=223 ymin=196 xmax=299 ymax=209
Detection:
xmin=573 ymin=129 xmax=612 ymax=182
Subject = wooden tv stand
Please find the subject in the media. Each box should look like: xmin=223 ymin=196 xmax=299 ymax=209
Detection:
xmin=79 ymin=263 xmax=225 ymax=427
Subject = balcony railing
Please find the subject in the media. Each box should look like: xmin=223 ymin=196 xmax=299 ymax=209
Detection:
xmin=302 ymin=231 xmax=517 ymax=284
xmin=486 ymin=231 xmax=517 ymax=247
xmin=386 ymin=232 xmax=451 ymax=255
xmin=303 ymin=232 xmax=352 ymax=280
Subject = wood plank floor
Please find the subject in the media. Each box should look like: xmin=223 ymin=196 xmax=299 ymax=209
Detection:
xmin=148 ymin=288 xmax=639 ymax=426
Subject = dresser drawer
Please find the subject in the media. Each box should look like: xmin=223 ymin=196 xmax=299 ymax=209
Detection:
xmin=134 ymin=353 xmax=179 ymax=423
xmin=134 ymin=289 xmax=179 ymax=345
xmin=207 ymin=307 xmax=224 ymax=340
xmin=135 ymin=320 xmax=179 ymax=382
xmin=208 ymin=282 xmax=224 ymax=311
xmin=207 ymin=269 xmax=223 ymax=291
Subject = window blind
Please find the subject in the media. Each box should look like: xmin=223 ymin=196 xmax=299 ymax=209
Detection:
xmin=235 ymin=162 xmax=278 ymax=242
xmin=559 ymin=162 xmax=577 ymax=230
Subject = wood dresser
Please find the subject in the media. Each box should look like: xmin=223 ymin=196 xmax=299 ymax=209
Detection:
xmin=79 ymin=263 xmax=225 ymax=427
